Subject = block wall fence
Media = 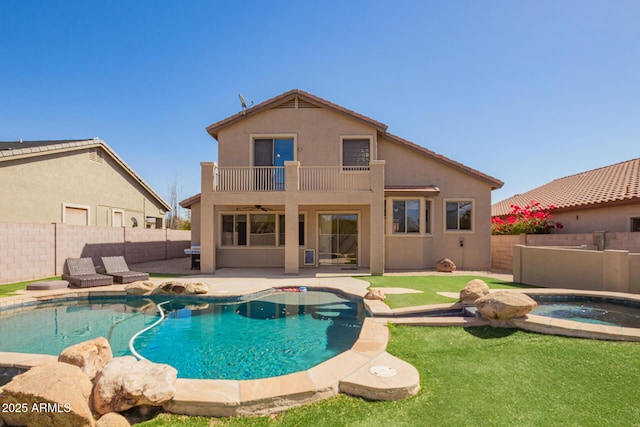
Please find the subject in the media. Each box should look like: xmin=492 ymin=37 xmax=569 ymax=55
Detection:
xmin=491 ymin=232 xmax=640 ymax=273
xmin=0 ymin=222 xmax=190 ymax=285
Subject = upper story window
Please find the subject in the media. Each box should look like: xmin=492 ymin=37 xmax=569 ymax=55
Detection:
xmin=342 ymin=138 xmax=370 ymax=169
xmin=631 ymin=217 xmax=640 ymax=232
xmin=254 ymin=137 xmax=294 ymax=166
xmin=445 ymin=200 xmax=473 ymax=232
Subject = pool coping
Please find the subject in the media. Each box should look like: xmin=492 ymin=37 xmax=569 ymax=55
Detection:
xmin=0 ymin=279 xmax=421 ymax=416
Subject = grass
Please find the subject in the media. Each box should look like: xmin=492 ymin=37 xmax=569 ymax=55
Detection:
xmin=357 ymin=275 xmax=534 ymax=308
xmin=135 ymin=326 xmax=640 ymax=427
xmin=0 ymin=273 xmax=187 ymax=298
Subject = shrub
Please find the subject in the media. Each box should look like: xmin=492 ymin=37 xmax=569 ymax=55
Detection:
xmin=492 ymin=200 xmax=563 ymax=235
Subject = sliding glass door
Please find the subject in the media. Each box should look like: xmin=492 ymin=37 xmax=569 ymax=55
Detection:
xmin=318 ymin=214 xmax=358 ymax=266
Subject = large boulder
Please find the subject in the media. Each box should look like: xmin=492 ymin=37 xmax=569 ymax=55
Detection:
xmin=151 ymin=281 xmax=208 ymax=295
xmin=460 ymin=279 xmax=490 ymax=304
xmin=92 ymin=357 xmax=177 ymax=415
xmin=0 ymin=362 xmax=94 ymax=427
xmin=95 ymin=412 xmax=131 ymax=427
xmin=474 ymin=291 xmax=537 ymax=325
xmin=58 ymin=337 xmax=113 ymax=380
xmin=435 ymin=258 xmax=456 ymax=272
xmin=124 ymin=281 xmax=156 ymax=295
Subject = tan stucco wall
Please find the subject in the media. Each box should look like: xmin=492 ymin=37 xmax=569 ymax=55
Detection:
xmin=0 ymin=148 xmax=166 ymax=227
xmin=217 ymin=107 xmax=376 ymax=167
xmin=553 ymin=204 xmax=640 ymax=233
xmin=378 ymin=136 xmax=494 ymax=270
xmin=513 ymin=245 xmax=639 ymax=293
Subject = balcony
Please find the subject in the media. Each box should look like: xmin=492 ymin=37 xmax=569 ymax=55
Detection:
xmin=214 ymin=165 xmax=371 ymax=192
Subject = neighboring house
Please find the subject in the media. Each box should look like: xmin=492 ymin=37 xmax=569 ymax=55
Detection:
xmin=492 ymin=158 xmax=640 ymax=233
xmin=184 ymin=89 xmax=503 ymax=274
xmin=0 ymin=138 xmax=170 ymax=228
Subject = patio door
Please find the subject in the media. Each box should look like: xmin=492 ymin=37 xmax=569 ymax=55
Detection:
xmin=254 ymin=138 xmax=293 ymax=190
xmin=318 ymin=214 xmax=358 ymax=266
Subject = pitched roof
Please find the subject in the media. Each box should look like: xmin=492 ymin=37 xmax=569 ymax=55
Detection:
xmin=206 ymin=89 xmax=503 ymax=190
xmin=492 ymin=158 xmax=640 ymax=216
xmin=0 ymin=138 xmax=171 ymax=211
xmin=206 ymin=89 xmax=388 ymax=139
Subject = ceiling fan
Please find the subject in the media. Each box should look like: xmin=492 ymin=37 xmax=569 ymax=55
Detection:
xmin=236 ymin=205 xmax=273 ymax=211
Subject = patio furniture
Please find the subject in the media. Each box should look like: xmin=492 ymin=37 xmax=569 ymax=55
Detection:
xmin=62 ymin=258 xmax=114 ymax=288
xmin=26 ymin=280 xmax=69 ymax=290
xmin=101 ymin=256 xmax=149 ymax=284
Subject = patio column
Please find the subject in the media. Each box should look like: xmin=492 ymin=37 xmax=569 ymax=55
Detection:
xmin=284 ymin=161 xmax=300 ymax=274
xmin=370 ymin=160 xmax=385 ymax=275
xmin=200 ymin=162 xmax=217 ymax=274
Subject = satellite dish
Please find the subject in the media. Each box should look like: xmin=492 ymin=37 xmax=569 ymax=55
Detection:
xmin=238 ymin=93 xmax=253 ymax=113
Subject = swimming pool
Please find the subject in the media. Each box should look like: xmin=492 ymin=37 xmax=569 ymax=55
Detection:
xmin=530 ymin=295 xmax=640 ymax=328
xmin=0 ymin=290 xmax=365 ymax=380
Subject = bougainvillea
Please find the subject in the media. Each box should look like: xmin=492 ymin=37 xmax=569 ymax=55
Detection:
xmin=491 ymin=200 xmax=563 ymax=235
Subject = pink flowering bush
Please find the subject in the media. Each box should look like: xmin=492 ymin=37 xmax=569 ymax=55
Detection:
xmin=492 ymin=200 xmax=563 ymax=235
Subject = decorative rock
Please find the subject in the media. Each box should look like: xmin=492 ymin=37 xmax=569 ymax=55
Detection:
xmin=364 ymin=289 xmax=386 ymax=301
xmin=152 ymin=281 xmax=187 ymax=295
xmin=474 ymin=291 xmax=537 ymax=324
xmin=435 ymin=258 xmax=456 ymax=272
xmin=460 ymin=279 xmax=490 ymax=304
xmin=96 ymin=412 xmax=131 ymax=427
xmin=59 ymin=337 xmax=113 ymax=380
xmin=0 ymin=362 xmax=94 ymax=427
xmin=151 ymin=281 xmax=208 ymax=295
xmin=92 ymin=356 xmax=178 ymax=415
xmin=124 ymin=281 xmax=157 ymax=295
xmin=185 ymin=282 xmax=209 ymax=294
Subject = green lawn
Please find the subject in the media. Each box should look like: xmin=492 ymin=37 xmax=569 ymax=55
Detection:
xmin=136 ymin=326 xmax=640 ymax=427
xmin=357 ymin=275 xmax=534 ymax=308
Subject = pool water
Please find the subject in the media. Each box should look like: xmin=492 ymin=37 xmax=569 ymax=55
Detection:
xmin=0 ymin=291 xmax=364 ymax=380
xmin=531 ymin=296 xmax=640 ymax=328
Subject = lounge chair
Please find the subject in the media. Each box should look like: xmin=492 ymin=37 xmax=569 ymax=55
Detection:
xmin=62 ymin=258 xmax=114 ymax=288
xmin=101 ymin=256 xmax=149 ymax=284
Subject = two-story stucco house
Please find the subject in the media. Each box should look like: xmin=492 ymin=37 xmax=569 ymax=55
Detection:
xmin=184 ymin=89 xmax=503 ymax=275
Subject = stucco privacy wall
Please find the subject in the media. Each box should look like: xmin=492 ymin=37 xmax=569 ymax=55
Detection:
xmin=492 ymin=232 xmax=640 ymax=272
xmin=0 ymin=223 xmax=190 ymax=284
xmin=513 ymin=245 xmax=640 ymax=293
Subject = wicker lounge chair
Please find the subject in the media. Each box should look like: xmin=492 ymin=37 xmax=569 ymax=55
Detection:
xmin=62 ymin=258 xmax=114 ymax=288
xmin=101 ymin=256 xmax=149 ymax=284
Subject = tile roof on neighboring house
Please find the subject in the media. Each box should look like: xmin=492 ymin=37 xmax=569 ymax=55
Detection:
xmin=0 ymin=138 xmax=171 ymax=211
xmin=492 ymin=158 xmax=640 ymax=216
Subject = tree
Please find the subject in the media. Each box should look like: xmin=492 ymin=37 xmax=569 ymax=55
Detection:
xmin=165 ymin=175 xmax=190 ymax=230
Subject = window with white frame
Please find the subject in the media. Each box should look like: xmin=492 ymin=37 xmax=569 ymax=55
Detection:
xmin=445 ymin=200 xmax=473 ymax=231
xmin=62 ymin=203 xmax=90 ymax=226
xmin=342 ymin=138 xmax=370 ymax=169
xmin=631 ymin=217 xmax=640 ymax=232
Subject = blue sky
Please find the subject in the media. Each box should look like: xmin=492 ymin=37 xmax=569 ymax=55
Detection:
xmin=2 ymin=1 xmax=639 ymax=209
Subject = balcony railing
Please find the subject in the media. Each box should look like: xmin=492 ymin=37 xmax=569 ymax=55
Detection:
xmin=214 ymin=166 xmax=371 ymax=192
xmin=299 ymin=166 xmax=370 ymax=191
